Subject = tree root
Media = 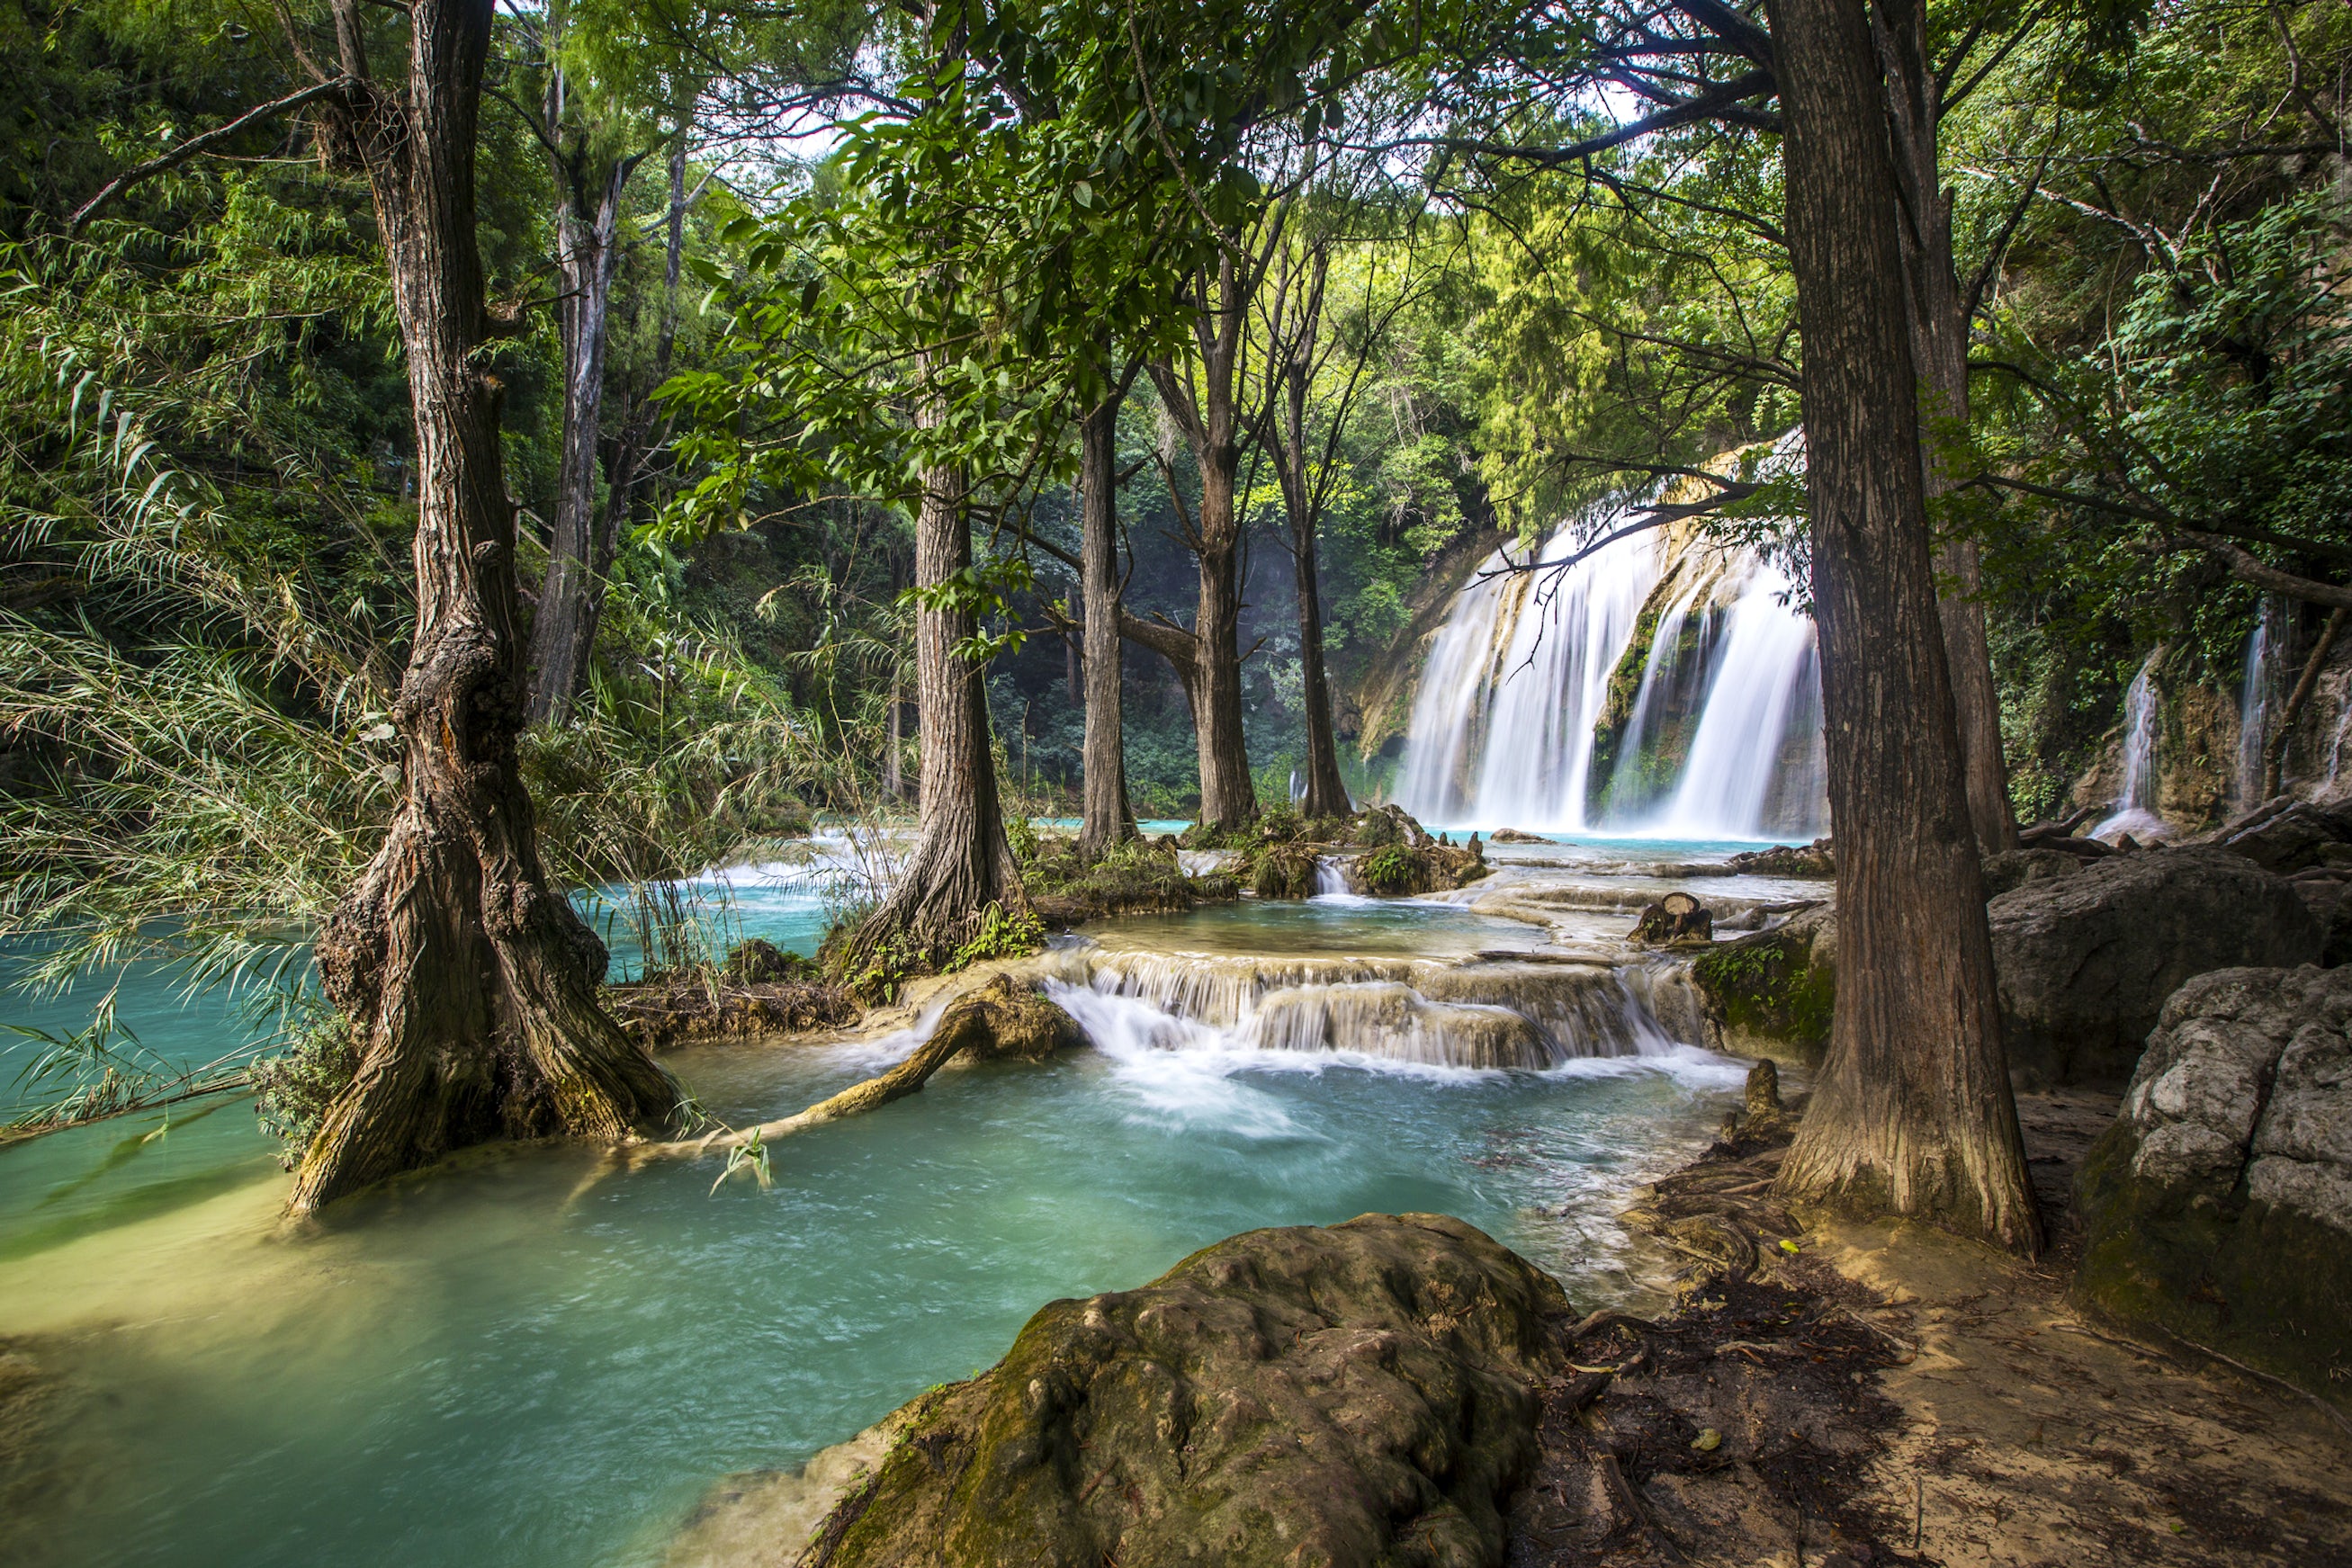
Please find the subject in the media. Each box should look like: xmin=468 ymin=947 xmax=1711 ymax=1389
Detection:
xmin=633 ymin=977 xmax=1082 ymax=1163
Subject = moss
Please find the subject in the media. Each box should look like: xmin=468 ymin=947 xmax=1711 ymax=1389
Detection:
xmin=1689 ymin=918 xmax=1836 ymax=1064
xmin=2074 ymin=1123 xmax=2352 ymax=1406
xmin=1249 ymin=841 xmax=1321 ymax=899
xmin=1358 ymin=842 xmax=1425 ymax=894
xmin=1023 ymin=838 xmax=1198 ymax=924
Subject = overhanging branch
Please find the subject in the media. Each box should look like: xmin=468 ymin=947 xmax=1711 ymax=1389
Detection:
xmin=68 ymin=77 xmax=358 ymax=234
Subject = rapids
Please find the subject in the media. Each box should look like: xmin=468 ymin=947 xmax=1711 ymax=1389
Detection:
xmin=0 ymin=835 xmax=1822 ymax=1568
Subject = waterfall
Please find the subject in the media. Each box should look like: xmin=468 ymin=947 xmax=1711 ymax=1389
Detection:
xmin=2094 ymin=652 xmax=2166 ymax=840
xmin=2239 ymin=596 xmax=2289 ymax=804
xmin=1396 ymin=496 xmax=1827 ymax=840
xmin=1052 ymin=948 xmax=1686 ymax=1069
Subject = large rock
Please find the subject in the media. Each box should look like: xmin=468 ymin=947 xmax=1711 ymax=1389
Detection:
xmin=2077 ymin=965 xmax=2352 ymax=1404
xmin=1688 ymin=903 xmax=1836 ymax=1068
xmin=1988 ymin=847 xmax=2321 ymax=1087
xmin=794 ymin=1214 xmax=1570 ymax=1568
xmin=2195 ymin=794 xmax=2352 ymax=874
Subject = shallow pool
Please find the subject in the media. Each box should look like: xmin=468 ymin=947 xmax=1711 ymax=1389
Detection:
xmin=0 ymin=850 xmax=1760 ymax=1568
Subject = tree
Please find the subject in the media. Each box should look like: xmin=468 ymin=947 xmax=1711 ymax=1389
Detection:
xmin=1076 ymin=366 xmax=1142 ymax=856
xmin=1413 ymin=0 xmax=2042 ymax=1249
xmin=268 ymin=0 xmax=676 ymax=1211
xmin=1141 ymin=237 xmax=1279 ymax=834
xmin=1764 ymin=0 xmax=2040 ymax=1250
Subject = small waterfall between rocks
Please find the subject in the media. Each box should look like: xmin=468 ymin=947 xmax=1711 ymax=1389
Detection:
xmin=1395 ymin=493 xmax=1827 ymax=840
xmin=2095 ymin=651 xmax=2167 ymax=839
xmin=1041 ymin=945 xmax=1702 ymax=1071
xmin=2239 ymin=596 xmax=2289 ymax=804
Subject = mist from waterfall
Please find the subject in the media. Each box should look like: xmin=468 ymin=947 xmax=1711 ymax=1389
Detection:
xmin=1395 ymin=497 xmax=1828 ymax=841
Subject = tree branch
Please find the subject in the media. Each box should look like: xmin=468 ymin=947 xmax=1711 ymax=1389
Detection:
xmin=68 ymin=76 xmax=357 ymax=234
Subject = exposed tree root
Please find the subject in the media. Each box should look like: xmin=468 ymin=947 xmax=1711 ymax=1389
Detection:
xmin=633 ymin=977 xmax=1082 ymax=1162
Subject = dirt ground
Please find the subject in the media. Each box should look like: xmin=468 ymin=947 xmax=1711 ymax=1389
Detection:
xmin=1508 ymin=1089 xmax=2352 ymax=1568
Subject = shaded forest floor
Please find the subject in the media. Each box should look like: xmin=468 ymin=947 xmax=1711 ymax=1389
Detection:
xmin=1514 ymin=1091 xmax=2352 ymax=1568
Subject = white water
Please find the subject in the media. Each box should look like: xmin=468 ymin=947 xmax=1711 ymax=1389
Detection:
xmin=2094 ymin=651 xmax=2167 ymax=841
xmin=1396 ymin=498 xmax=1827 ymax=840
xmin=2239 ymin=596 xmax=2289 ymax=805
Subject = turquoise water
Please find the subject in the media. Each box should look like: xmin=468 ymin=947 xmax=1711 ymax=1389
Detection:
xmin=0 ymin=875 xmax=1747 ymax=1568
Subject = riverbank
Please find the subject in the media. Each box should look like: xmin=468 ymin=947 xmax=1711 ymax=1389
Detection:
xmin=1515 ymin=1088 xmax=2351 ymax=1567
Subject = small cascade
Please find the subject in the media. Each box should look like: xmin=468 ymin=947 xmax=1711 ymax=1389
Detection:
xmin=1396 ymin=480 xmax=1827 ymax=840
xmin=1312 ymin=856 xmax=1348 ymax=896
xmin=2239 ymin=596 xmax=2289 ymax=804
xmin=2094 ymin=651 xmax=2166 ymax=840
xmin=1050 ymin=946 xmax=1685 ymax=1070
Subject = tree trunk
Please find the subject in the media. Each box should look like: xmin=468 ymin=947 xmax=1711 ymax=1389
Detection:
xmin=1881 ymin=0 xmax=2015 ymax=853
xmin=1766 ymin=0 xmax=2042 ymax=1253
xmin=1274 ymin=356 xmax=1351 ymax=820
xmin=1149 ymin=249 xmax=1260 ymax=835
xmin=1077 ymin=391 xmax=1138 ymax=856
xmin=1189 ymin=497 xmax=1257 ymax=830
xmin=526 ymin=75 xmax=637 ymax=727
xmin=845 ymin=457 xmax=1023 ymax=965
xmin=294 ymin=0 xmax=673 ymax=1215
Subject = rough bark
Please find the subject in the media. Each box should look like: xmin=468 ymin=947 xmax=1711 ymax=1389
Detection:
xmin=1271 ymin=332 xmax=1351 ymax=820
xmin=1767 ymin=0 xmax=2042 ymax=1253
xmin=525 ymin=62 xmax=643 ymax=726
xmin=1149 ymin=248 xmax=1261 ymax=833
xmin=292 ymin=0 xmax=674 ymax=1215
xmin=844 ymin=456 xmax=1023 ymax=964
xmin=1880 ymin=0 xmax=2016 ymax=854
xmin=1077 ymin=390 xmax=1138 ymax=856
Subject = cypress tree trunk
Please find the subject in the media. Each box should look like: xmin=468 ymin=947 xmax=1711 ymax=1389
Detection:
xmin=1077 ymin=392 xmax=1137 ymax=857
xmin=1881 ymin=0 xmax=2015 ymax=853
xmin=1766 ymin=0 xmax=2042 ymax=1253
xmin=845 ymin=457 xmax=1023 ymax=963
xmin=525 ymin=65 xmax=640 ymax=726
xmin=294 ymin=0 xmax=673 ymax=1215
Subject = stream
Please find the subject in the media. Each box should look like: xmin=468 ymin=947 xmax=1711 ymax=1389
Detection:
xmin=0 ymin=830 xmax=1822 ymax=1568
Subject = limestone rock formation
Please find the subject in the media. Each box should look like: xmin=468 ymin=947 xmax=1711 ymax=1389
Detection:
xmin=792 ymin=1213 xmax=1570 ymax=1568
xmin=1687 ymin=904 xmax=1837 ymax=1066
xmin=1988 ymin=847 xmax=2321 ymax=1087
xmin=2077 ymin=964 xmax=2352 ymax=1401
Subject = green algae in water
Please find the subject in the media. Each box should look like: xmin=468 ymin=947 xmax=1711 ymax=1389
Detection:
xmin=0 ymin=892 xmax=1742 ymax=1568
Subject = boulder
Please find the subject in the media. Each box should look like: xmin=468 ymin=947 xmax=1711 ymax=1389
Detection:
xmin=931 ymin=973 xmax=1086 ymax=1062
xmin=1988 ymin=847 xmax=2322 ymax=1087
xmin=1487 ymin=828 xmax=1549 ymax=844
xmin=1722 ymin=838 xmax=1834 ymax=878
xmin=2195 ymin=795 xmax=2352 ymax=874
xmin=2076 ymin=965 xmax=2352 ymax=1403
xmin=794 ymin=1214 xmax=1570 ymax=1568
xmin=1978 ymin=847 xmax=2081 ymax=899
xmin=1687 ymin=904 xmax=1836 ymax=1067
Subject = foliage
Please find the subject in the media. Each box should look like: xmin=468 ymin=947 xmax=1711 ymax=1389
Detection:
xmin=1356 ymin=841 xmax=1424 ymax=893
xmin=249 ymin=1006 xmax=360 ymax=1169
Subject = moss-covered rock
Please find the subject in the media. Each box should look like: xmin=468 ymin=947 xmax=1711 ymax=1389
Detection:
xmin=1246 ymin=840 xmax=1322 ymax=899
xmin=804 ymin=1214 xmax=1572 ymax=1568
xmin=929 ymin=973 xmax=1087 ymax=1062
xmin=1687 ymin=904 xmax=1837 ymax=1067
xmin=2074 ymin=965 xmax=2352 ymax=1405
xmin=1023 ymin=839 xmax=1199 ymax=925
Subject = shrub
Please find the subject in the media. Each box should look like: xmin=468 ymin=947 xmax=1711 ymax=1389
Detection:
xmin=251 ymin=1012 xmax=362 ymax=1170
xmin=1357 ymin=843 xmax=1428 ymax=895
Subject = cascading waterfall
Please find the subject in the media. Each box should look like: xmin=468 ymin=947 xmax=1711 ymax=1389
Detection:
xmin=1043 ymin=947 xmax=1689 ymax=1070
xmin=1396 ymin=494 xmax=1827 ymax=840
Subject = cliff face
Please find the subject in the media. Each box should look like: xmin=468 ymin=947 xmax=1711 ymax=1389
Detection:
xmin=2070 ymin=634 xmax=2352 ymax=832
